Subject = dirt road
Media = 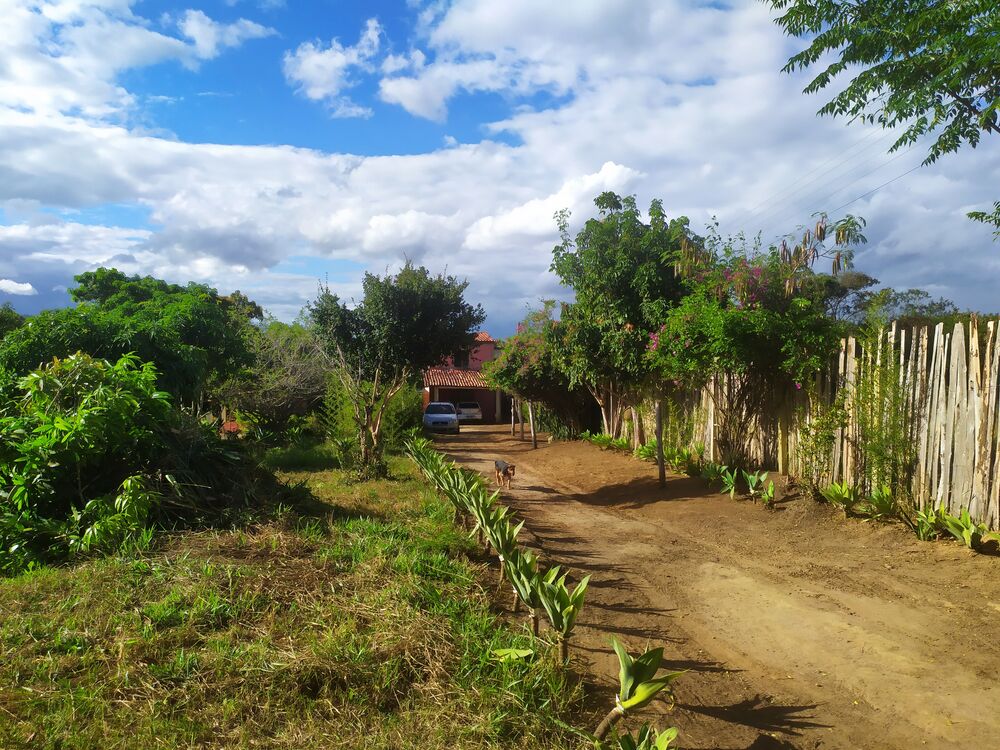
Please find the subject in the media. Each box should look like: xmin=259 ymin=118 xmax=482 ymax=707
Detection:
xmin=437 ymin=425 xmax=1000 ymax=750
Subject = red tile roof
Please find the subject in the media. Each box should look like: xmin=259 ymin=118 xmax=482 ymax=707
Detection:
xmin=423 ymin=367 xmax=490 ymax=389
xmin=474 ymin=331 xmax=495 ymax=343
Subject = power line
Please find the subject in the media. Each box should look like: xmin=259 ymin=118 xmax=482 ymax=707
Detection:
xmin=827 ymin=163 xmax=924 ymax=215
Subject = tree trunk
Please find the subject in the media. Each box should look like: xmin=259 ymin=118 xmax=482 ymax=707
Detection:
xmin=559 ymin=636 xmax=569 ymax=664
xmin=510 ymin=399 xmax=516 ymax=436
xmin=519 ymin=400 xmax=525 ymax=440
xmin=528 ymin=401 xmax=537 ymax=449
xmin=656 ymin=398 xmax=666 ymax=486
xmin=530 ymin=610 xmax=539 ymax=637
xmin=632 ymin=406 xmax=645 ymax=450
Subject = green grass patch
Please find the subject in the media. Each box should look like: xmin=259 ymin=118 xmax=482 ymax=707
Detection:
xmin=0 ymin=454 xmax=580 ymax=749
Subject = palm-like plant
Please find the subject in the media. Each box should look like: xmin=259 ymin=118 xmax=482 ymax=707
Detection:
xmin=537 ymin=570 xmax=590 ymax=663
xmin=594 ymin=638 xmax=684 ymax=741
xmin=504 ymin=548 xmax=560 ymax=636
xmin=482 ymin=511 xmax=523 ymax=584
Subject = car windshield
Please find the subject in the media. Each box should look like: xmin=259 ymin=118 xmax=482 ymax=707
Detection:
xmin=426 ymin=404 xmax=456 ymax=414
xmin=458 ymin=402 xmax=480 ymax=409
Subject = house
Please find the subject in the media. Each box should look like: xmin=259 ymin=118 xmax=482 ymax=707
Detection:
xmin=422 ymin=331 xmax=507 ymax=423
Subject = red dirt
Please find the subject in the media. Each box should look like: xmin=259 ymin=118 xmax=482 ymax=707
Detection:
xmin=437 ymin=425 xmax=1000 ymax=750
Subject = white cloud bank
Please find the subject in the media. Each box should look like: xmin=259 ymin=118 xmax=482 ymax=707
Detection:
xmin=1 ymin=0 xmax=998 ymax=330
xmin=0 ymin=279 xmax=38 ymax=296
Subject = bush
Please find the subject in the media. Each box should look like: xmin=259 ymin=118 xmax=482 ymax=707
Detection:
xmin=0 ymin=354 xmax=173 ymax=573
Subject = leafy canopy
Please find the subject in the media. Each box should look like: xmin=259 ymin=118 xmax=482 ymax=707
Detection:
xmin=0 ymin=268 xmax=261 ymax=402
xmin=768 ymin=0 xmax=1000 ymax=233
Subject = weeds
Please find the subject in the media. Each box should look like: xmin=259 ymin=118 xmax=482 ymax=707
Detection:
xmin=820 ymin=481 xmax=858 ymax=517
xmin=719 ymin=467 xmax=739 ymax=499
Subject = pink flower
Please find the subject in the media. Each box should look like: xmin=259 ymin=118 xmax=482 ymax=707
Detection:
xmin=795 ymin=382 xmax=802 ymax=390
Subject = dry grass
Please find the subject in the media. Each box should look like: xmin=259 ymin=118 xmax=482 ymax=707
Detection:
xmin=0 ymin=453 xmax=581 ymax=749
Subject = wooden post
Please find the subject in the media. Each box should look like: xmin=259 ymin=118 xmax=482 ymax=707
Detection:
xmin=510 ymin=396 xmax=516 ymax=436
xmin=655 ymin=398 xmax=666 ymax=486
xmin=777 ymin=397 xmax=789 ymax=475
xmin=519 ymin=400 xmax=525 ymax=440
xmin=528 ymin=401 xmax=537 ymax=449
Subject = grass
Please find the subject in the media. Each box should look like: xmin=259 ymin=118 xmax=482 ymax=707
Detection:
xmin=0 ymin=449 xmax=580 ymax=749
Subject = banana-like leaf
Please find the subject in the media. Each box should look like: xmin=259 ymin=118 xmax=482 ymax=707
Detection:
xmin=491 ymin=647 xmax=534 ymax=662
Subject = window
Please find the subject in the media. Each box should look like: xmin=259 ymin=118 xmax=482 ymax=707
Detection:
xmin=426 ymin=403 xmax=456 ymax=414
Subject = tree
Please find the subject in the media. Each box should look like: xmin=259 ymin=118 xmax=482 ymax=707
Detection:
xmin=0 ymin=269 xmax=260 ymax=404
xmin=768 ymin=0 xmax=1000 ymax=233
xmin=218 ymin=320 xmax=327 ymax=431
xmin=308 ymin=263 xmax=485 ymax=478
xmin=550 ymin=193 xmax=692 ymax=437
xmin=0 ymin=303 xmax=24 ymax=340
xmin=483 ymin=303 xmax=594 ymax=436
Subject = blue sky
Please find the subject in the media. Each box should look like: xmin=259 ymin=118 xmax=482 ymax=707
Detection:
xmin=1 ymin=0 xmax=999 ymax=333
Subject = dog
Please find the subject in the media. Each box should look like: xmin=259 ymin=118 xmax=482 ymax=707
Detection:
xmin=494 ymin=459 xmax=516 ymax=489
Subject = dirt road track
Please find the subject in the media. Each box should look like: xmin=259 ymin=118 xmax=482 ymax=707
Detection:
xmin=438 ymin=425 xmax=1000 ymax=750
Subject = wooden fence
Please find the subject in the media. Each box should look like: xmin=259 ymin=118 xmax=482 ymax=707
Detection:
xmin=654 ymin=318 xmax=1000 ymax=530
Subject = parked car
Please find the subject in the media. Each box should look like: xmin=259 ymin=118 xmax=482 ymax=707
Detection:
xmin=423 ymin=402 xmax=460 ymax=434
xmin=456 ymin=401 xmax=483 ymax=422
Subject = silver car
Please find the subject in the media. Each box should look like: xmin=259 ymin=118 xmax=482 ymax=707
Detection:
xmin=456 ymin=401 xmax=483 ymax=422
xmin=423 ymin=402 xmax=460 ymax=434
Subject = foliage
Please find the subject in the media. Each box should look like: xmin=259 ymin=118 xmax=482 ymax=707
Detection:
xmin=743 ymin=470 xmax=771 ymax=503
xmin=0 ymin=455 xmax=581 ymax=749
xmin=719 ymin=467 xmax=738 ymax=500
xmin=537 ymin=570 xmax=590 ymax=663
xmin=0 ymin=269 xmax=260 ymax=404
xmin=634 ymin=439 xmax=659 ymax=462
xmin=0 ymin=353 xmax=173 ymax=573
xmin=581 ymin=430 xmax=630 ymax=452
xmin=0 ymin=302 xmax=24 ymax=340
xmin=550 ymin=192 xmax=692 ymax=437
xmin=309 ymin=262 xmax=484 ymax=478
xmin=819 ymin=481 xmax=859 ymax=517
xmin=613 ymin=725 xmax=680 ymax=750
xmin=768 ymin=0 xmax=1000 ymax=234
xmin=849 ymin=317 xmax=917 ymax=496
xmin=912 ymin=505 xmax=946 ymax=542
xmin=219 ymin=320 xmax=327 ymax=432
xmin=593 ymin=638 xmax=683 ymax=742
xmin=797 ymin=391 xmax=848 ymax=493
xmin=939 ymin=508 xmax=999 ymax=551
xmin=858 ymin=485 xmax=898 ymax=522
xmin=700 ymin=461 xmax=725 ymax=483
xmin=484 ymin=303 xmax=594 ymax=437
xmin=647 ymin=224 xmax=849 ymax=466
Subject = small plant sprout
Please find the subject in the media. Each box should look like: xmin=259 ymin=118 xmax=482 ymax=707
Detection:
xmin=700 ymin=461 xmax=724 ymax=483
xmin=820 ymin=481 xmax=858 ymax=516
xmin=719 ymin=467 xmax=739 ymax=499
xmin=860 ymin=485 xmax=897 ymax=522
xmin=939 ymin=508 xmax=999 ymax=551
xmin=761 ymin=479 xmax=776 ymax=508
xmin=742 ymin=470 xmax=768 ymax=503
xmin=911 ymin=505 xmax=945 ymax=541
xmin=594 ymin=638 xmax=684 ymax=742
xmin=615 ymin=724 xmax=680 ymax=750
xmin=537 ymin=570 xmax=590 ymax=663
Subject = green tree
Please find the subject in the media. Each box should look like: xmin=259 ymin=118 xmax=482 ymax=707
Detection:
xmin=0 ymin=303 xmax=24 ymax=340
xmin=483 ymin=303 xmax=594 ymax=436
xmin=0 ymin=269 xmax=260 ymax=404
xmin=550 ymin=192 xmax=692 ymax=437
xmin=768 ymin=0 xmax=1000 ymax=233
xmin=308 ymin=263 xmax=484 ymax=478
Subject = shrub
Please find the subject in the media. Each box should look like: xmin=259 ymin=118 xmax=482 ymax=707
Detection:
xmin=0 ymin=354 xmax=172 ymax=573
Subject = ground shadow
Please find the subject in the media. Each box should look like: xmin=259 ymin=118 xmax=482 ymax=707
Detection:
xmin=565 ymin=475 xmax=719 ymax=509
xmin=676 ymin=695 xmax=829 ymax=736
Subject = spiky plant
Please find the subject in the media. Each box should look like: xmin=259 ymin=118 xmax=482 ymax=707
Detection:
xmin=537 ymin=570 xmax=590 ymax=663
xmin=614 ymin=724 xmax=680 ymax=750
xmin=594 ymin=638 xmax=684 ymax=741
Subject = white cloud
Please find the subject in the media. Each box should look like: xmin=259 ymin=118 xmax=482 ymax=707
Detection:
xmin=1 ymin=0 xmax=999 ymax=332
xmin=0 ymin=1 xmax=274 ymax=117
xmin=283 ymin=18 xmax=382 ymax=117
xmin=0 ymin=279 xmax=38 ymax=296
xmin=178 ymin=10 xmax=275 ymax=60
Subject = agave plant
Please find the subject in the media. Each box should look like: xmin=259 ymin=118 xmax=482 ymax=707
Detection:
xmin=537 ymin=569 xmax=590 ymax=662
xmin=594 ymin=638 xmax=684 ymax=741
xmin=742 ymin=470 xmax=768 ymax=503
xmin=615 ymin=725 xmax=680 ymax=750
xmin=940 ymin=508 xmax=998 ymax=550
xmin=859 ymin=485 xmax=897 ymax=522
xmin=911 ymin=505 xmax=945 ymax=541
xmin=820 ymin=481 xmax=858 ymax=516
xmin=700 ymin=461 xmax=725 ymax=483
xmin=719 ymin=467 xmax=739 ymax=499
xmin=482 ymin=511 xmax=523 ymax=583
xmin=504 ymin=548 xmax=560 ymax=636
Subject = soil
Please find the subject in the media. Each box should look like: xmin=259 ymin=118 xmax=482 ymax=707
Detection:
xmin=436 ymin=425 xmax=1000 ymax=750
